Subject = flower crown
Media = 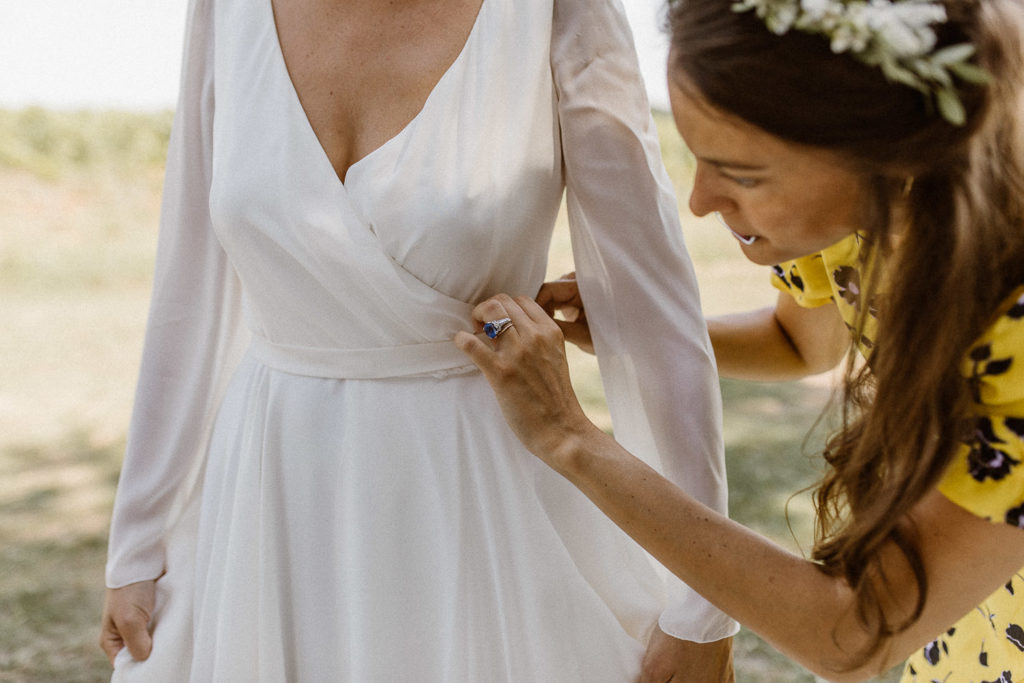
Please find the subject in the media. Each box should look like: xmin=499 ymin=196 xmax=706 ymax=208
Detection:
xmin=731 ymin=0 xmax=989 ymax=125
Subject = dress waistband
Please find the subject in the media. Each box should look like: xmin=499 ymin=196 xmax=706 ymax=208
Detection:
xmin=248 ymin=333 xmax=481 ymax=380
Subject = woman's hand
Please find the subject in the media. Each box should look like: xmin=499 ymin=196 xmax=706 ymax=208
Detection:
xmin=99 ymin=580 xmax=156 ymax=666
xmin=536 ymin=273 xmax=594 ymax=354
xmin=638 ymin=629 xmax=734 ymax=683
xmin=454 ymin=293 xmax=599 ymax=469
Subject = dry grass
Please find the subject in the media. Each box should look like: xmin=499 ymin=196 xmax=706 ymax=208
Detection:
xmin=0 ymin=110 xmax=900 ymax=681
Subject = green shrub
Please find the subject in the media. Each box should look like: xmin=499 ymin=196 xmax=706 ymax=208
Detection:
xmin=0 ymin=108 xmax=173 ymax=179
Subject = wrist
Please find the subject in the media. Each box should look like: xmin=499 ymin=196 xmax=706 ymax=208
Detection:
xmin=547 ymin=418 xmax=608 ymax=478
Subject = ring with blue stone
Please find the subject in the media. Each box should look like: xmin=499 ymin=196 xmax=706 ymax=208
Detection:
xmin=483 ymin=317 xmax=513 ymax=339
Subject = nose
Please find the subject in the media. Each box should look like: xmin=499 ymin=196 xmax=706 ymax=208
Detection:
xmin=688 ymin=164 xmax=734 ymax=218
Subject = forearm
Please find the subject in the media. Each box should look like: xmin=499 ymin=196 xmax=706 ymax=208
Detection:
xmin=706 ymin=309 xmax=816 ymax=381
xmin=555 ymin=426 xmax=892 ymax=681
xmin=708 ymin=294 xmax=849 ymax=381
xmin=461 ymin=295 xmax=1024 ymax=681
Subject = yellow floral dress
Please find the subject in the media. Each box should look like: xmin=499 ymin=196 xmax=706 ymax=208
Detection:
xmin=771 ymin=234 xmax=1024 ymax=682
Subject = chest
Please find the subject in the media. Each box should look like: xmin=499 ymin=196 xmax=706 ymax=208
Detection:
xmin=270 ymin=0 xmax=484 ymax=181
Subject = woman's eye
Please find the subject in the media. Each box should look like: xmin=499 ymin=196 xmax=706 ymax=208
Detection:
xmin=715 ymin=166 xmax=760 ymax=188
xmin=726 ymin=174 xmax=758 ymax=188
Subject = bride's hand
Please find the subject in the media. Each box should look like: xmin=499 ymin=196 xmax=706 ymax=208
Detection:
xmin=455 ymin=293 xmax=598 ymax=469
xmin=638 ymin=629 xmax=735 ymax=683
xmin=99 ymin=580 xmax=156 ymax=666
xmin=536 ymin=272 xmax=593 ymax=355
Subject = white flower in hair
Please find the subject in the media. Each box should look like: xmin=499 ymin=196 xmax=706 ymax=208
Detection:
xmin=731 ymin=0 xmax=990 ymax=125
xmin=800 ymin=0 xmax=834 ymax=19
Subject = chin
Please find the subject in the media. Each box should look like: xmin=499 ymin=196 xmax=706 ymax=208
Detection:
xmin=736 ymin=241 xmax=780 ymax=266
xmin=742 ymin=239 xmax=826 ymax=266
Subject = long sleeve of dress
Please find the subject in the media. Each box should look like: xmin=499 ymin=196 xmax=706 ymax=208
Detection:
xmin=551 ymin=0 xmax=740 ymax=643
xmin=105 ymin=0 xmax=248 ymax=588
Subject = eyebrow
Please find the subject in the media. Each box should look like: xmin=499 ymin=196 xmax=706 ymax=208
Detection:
xmin=701 ymin=157 xmax=767 ymax=172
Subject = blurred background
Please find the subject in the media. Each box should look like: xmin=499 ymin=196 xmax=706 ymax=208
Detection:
xmin=0 ymin=1 xmax=901 ymax=681
xmin=0 ymin=0 xmax=667 ymax=111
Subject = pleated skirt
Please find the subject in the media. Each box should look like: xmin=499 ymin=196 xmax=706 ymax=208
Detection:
xmin=114 ymin=351 xmax=666 ymax=681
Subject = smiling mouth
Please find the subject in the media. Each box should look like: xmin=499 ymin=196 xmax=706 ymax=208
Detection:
xmin=715 ymin=212 xmax=758 ymax=245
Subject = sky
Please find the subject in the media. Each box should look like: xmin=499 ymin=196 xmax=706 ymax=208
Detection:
xmin=0 ymin=0 xmax=671 ymax=111
xmin=625 ymin=0 xmax=672 ymax=110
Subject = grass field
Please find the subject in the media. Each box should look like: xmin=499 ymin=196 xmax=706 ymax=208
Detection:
xmin=0 ymin=109 xmax=901 ymax=681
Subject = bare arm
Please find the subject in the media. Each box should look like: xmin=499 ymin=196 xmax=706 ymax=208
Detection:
xmin=456 ymin=294 xmax=1024 ymax=681
xmin=707 ymin=292 xmax=850 ymax=381
xmin=537 ymin=279 xmax=849 ymax=382
xmin=555 ymin=425 xmax=1024 ymax=680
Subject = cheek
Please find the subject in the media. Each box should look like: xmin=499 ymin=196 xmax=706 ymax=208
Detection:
xmin=810 ymin=174 xmax=866 ymax=222
xmin=749 ymin=201 xmax=857 ymax=260
xmin=781 ymin=189 xmax=861 ymax=239
xmin=740 ymin=200 xmax=793 ymax=238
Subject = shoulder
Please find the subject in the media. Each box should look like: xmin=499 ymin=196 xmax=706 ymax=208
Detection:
xmin=963 ymin=287 xmax=1024 ymax=410
xmin=939 ymin=286 xmax=1024 ymax=527
xmin=771 ymin=233 xmax=868 ymax=311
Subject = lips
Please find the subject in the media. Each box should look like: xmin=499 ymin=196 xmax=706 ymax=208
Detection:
xmin=714 ymin=212 xmax=758 ymax=245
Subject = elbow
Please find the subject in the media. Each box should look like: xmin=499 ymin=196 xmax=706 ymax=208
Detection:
xmin=801 ymin=352 xmax=846 ymax=378
xmin=795 ymin=655 xmax=892 ymax=683
xmin=792 ymin=637 xmax=906 ymax=683
xmin=809 ymin=672 xmax=867 ymax=683
xmin=806 ymin=665 xmax=894 ymax=683
xmin=805 ymin=335 xmax=849 ymax=377
xmin=773 ymin=595 xmax=905 ymax=683
xmin=772 ymin=316 xmax=846 ymax=379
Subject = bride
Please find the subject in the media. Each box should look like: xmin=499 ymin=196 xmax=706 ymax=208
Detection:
xmin=99 ymin=0 xmax=737 ymax=679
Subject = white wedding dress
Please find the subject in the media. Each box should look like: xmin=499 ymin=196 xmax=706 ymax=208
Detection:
xmin=105 ymin=0 xmax=737 ymax=679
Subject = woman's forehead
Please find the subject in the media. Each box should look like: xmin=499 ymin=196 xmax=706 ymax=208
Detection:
xmin=668 ymin=72 xmax=860 ymax=175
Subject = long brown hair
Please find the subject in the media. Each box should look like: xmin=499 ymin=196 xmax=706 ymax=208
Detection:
xmin=668 ymin=0 xmax=1024 ymax=666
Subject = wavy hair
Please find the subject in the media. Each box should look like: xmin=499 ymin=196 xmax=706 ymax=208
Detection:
xmin=667 ymin=0 xmax=1024 ymax=666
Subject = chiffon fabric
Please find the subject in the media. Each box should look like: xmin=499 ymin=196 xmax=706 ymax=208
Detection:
xmin=105 ymin=0 xmax=738 ymax=679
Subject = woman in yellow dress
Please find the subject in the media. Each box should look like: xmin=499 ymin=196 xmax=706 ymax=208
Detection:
xmin=456 ymin=0 xmax=1024 ymax=679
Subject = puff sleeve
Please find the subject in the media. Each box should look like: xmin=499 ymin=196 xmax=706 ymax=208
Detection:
xmin=770 ymin=233 xmax=865 ymax=309
xmin=939 ymin=288 xmax=1024 ymax=525
xmin=551 ymin=0 xmax=739 ymax=642
xmin=105 ymin=0 xmax=248 ymax=588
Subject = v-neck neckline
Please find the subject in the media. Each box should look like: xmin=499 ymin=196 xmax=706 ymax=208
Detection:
xmin=267 ymin=0 xmax=486 ymax=189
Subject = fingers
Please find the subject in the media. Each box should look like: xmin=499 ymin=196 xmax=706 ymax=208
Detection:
xmin=536 ymin=273 xmax=583 ymax=319
xmin=99 ymin=583 xmax=155 ymax=666
xmin=120 ymin=605 xmax=154 ymax=662
xmin=458 ymin=295 xmax=518 ymax=375
xmin=555 ymin=319 xmax=594 ymax=354
xmin=99 ymin=615 xmax=124 ymax=665
xmin=513 ymin=294 xmax=557 ymax=326
xmin=454 ymin=290 xmax=599 ymax=466
xmin=470 ymin=293 xmax=533 ymax=330
xmin=454 ymin=329 xmax=494 ymax=366
xmin=536 ymin=276 xmax=591 ymax=356
xmin=536 ymin=277 xmax=580 ymax=307
xmin=459 ymin=293 xmax=561 ymax=372
xmin=474 ymin=293 xmax=560 ymax=336
xmin=470 ymin=295 xmax=513 ymax=332
xmin=461 ymin=291 xmax=595 ymax=374
xmin=100 ymin=606 xmax=153 ymax=665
